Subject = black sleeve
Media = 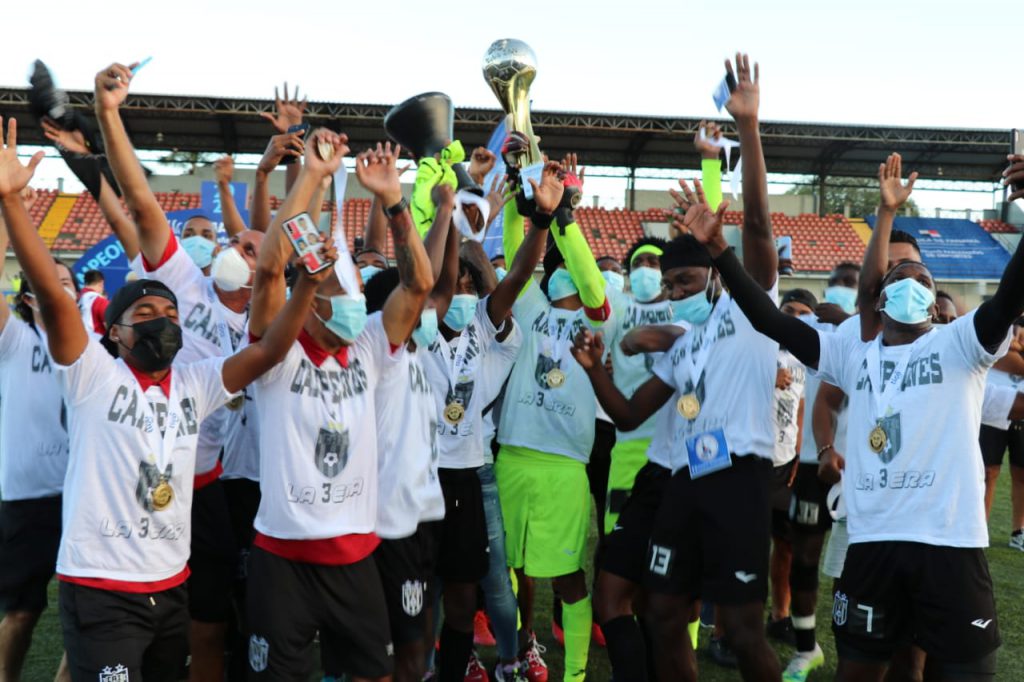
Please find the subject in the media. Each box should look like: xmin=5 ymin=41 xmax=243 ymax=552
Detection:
xmin=712 ymin=247 xmax=821 ymax=369
xmin=974 ymin=240 xmax=1024 ymax=352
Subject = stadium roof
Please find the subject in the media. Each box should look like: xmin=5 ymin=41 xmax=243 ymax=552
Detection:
xmin=0 ymin=87 xmax=1011 ymax=182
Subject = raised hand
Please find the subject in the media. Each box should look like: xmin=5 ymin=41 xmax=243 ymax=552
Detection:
xmin=304 ymin=235 xmax=339 ymax=284
xmin=257 ymin=131 xmax=305 ymax=173
xmin=303 ymin=129 xmax=348 ymax=179
xmin=1003 ymin=154 xmax=1024 ymax=202
xmin=431 ymin=182 xmax=456 ymax=212
xmin=94 ymin=62 xmax=135 ymax=112
xmin=469 ymin=147 xmax=497 ymax=184
xmin=21 ymin=186 xmax=38 ymax=212
xmin=571 ymin=329 xmax=606 ymax=371
xmin=560 ymin=152 xmax=586 ymax=186
xmin=485 ymin=173 xmax=513 ymax=224
xmin=214 ymin=156 xmax=235 ymax=185
xmin=724 ymin=53 xmax=760 ymax=123
xmin=354 ymin=142 xmax=403 ymax=206
xmin=694 ymin=120 xmax=724 ymax=160
xmin=878 ymin=153 xmax=918 ymax=212
xmin=260 ymin=82 xmax=307 ymax=134
xmin=529 ymin=161 xmax=566 ymax=215
xmin=41 ymin=118 xmax=89 ymax=155
xmin=0 ymin=119 xmax=44 ymax=198
xmin=669 ymin=178 xmax=730 ymax=254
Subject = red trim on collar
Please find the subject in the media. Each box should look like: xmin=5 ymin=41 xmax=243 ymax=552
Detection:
xmin=297 ymin=329 xmax=349 ymax=368
xmin=127 ymin=364 xmax=172 ymax=398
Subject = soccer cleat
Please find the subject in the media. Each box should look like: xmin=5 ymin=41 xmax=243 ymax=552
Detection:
xmin=1009 ymin=530 xmax=1024 ymax=551
xmin=783 ymin=644 xmax=825 ymax=682
xmin=708 ymin=636 xmax=738 ymax=669
xmin=591 ymin=622 xmax=606 ymax=647
xmin=475 ymin=610 xmax=498 ymax=647
xmin=766 ymin=615 xmax=797 ymax=646
xmin=494 ymin=662 xmax=528 ymax=682
xmin=551 ymin=619 xmax=565 ymax=647
xmin=520 ymin=634 xmax=549 ymax=682
xmin=465 ymin=649 xmax=490 ymax=682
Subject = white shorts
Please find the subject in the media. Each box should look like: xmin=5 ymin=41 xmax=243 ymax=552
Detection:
xmin=822 ymin=519 xmax=849 ymax=579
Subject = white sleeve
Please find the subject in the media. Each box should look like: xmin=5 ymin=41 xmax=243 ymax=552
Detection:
xmin=54 ymin=339 xmax=119 ymax=405
xmin=356 ymin=312 xmax=397 ymax=380
xmin=951 ymin=310 xmax=1011 ymax=370
xmin=0 ymin=317 xmax=31 ymax=363
xmin=982 ymin=384 xmax=1017 ymax=429
xmin=651 ymin=338 xmax=681 ymax=390
xmin=180 ymin=356 xmax=238 ymax=423
xmin=815 ymin=330 xmax=860 ymax=394
xmin=511 ymin=282 xmax=547 ymax=324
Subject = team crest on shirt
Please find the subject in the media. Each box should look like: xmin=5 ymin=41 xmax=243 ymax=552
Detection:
xmin=135 ymin=461 xmax=173 ymax=513
xmin=876 ymin=413 xmax=902 ymax=464
xmin=99 ymin=664 xmax=129 ymax=682
xmin=314 ymin=426 xmax=350 ymax=478
xmin=445 ymin=380 xmax=475 ymax=416
xmin=248 ymin=635 xmax=269 ymax=672
xmin=401 ymin=579 xmax=425 ymax=616
xmin=832 ymin=591 xmax=848 ymax=626
xmin=534 ymin=355 xmax=562 ymax=389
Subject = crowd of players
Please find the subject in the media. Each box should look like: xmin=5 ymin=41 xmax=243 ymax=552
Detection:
xmin=1 ymin=53 xmax=1024 ymax=682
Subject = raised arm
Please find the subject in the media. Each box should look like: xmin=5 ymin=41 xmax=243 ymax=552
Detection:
xmin=0 ymin=119 xmax=87 ymax=364
xmin=307 ymin=175 xmax=330 ymax=228
xmin=355 ymin=144 xmax=433 ymax=345
xmin=93 ymin=63 xmax=173 ymax=266
xmin=214 ymin=156 xmax=246 ymax=237
xmin=249 ymin=130 xmax=349 ymax=338
xmin=859 ymin=153 xmax=918 ymax=341
xmin=724 ymin=54 xmax=776 ymax=289
xmin=430 ymin=203 xmax=461 ymax=322
xmin=251 ymin=131 xmax=306 ymax=233
xmin=424 ymin=184 xmax=455 ymax=280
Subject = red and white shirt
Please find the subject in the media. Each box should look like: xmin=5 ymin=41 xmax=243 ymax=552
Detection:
xmin=78 ymin=290 xmax=108 ymax=335
xmin=251 ymin=314 xmax=394 ymax=564
xmin=55 ymin=341 xmax=234 ymax=589
xmin=133 ymin=236 xmax=248 ymax=483
xmin=0 ymin=319 xmax=68 ymax=500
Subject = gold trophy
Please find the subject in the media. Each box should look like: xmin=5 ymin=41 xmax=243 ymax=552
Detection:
xmin=482 ymin=39 xmax=542 ymax=168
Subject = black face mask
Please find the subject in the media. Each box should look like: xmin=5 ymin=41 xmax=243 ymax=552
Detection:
xmin=119 ymin=317 xmax=183 ymax=371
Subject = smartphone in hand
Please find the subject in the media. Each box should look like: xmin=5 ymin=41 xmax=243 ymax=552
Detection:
xmin=282 ymin=212 xmax=330 ymax=274
xmin=281 ymin=122 xmax=310 ymax=165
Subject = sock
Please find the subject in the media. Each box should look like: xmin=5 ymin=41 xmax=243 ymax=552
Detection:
xmin=439 ymin=623 xmax=473 ymax=682
xmin=687 ymin=619 xmax=700 ymax=651
xmin=792 ymin=614 xmax=817 ymax=653
xmin=601 ymin=615 xmax=647 ymax=682
xmin=1013 ymin=528 xmax=1023 ymax=536
xmin=562 ymin=596 xmax=592 ymax=681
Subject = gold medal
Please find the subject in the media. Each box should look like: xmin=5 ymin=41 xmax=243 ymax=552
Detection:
xmin=868 ymin=425 xmax=888 ymax=454
xmin=677 ymin=393 xmax=701 ymax=420
xmin=444 ymin=402 xmax=465 ymax=425
xmin=226 ymin=394 xmax=244 ymax=411
xmin=151 ymin=481 xmax=174 ymax=511
xmin=546 ymin=367 xmax=566 ymax=389
xmin=316 ymin=139 xmax=334 ymax=161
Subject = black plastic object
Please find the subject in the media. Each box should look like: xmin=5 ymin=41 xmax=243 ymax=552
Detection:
xmin=383 ymin=92 xmax=453 ymax=160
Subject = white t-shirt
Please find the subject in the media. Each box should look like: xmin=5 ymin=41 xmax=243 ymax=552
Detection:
xmin=0 ymin=319 xmax=68 ymax=500
xmin=135 ymin=242 xmax=248 ymax=477
xmin=424 ymin=298 xmax=522 ymax=470
xmin=982 ymin=368 xmax=1024 ymax=430
xmin=375 ymin=342 xmax=444 ymax=539
xmin=815 ymin=311 xmax=1009 ymax=548
xmin=650 ymin=285 xmax=780 ymax=472
xmin=773 ymin=349 xmax=806 ymax=467
xmin=498 ymin=284 xmax=614 ymax=463
xmin=78 ymin=290 xmax=106 ymax=334
xmin=55 ymin=341 xmax=233 ymax=582
xmin=799 ymin=315 xmax=858 ymax=464
xmin=606 ymin=289 xmax=675 ymax=442
xmin=252 ymin=314 xmax=391 ymax=541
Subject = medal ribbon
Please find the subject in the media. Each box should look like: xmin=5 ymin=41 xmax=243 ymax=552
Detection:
xmin=547 ymin=312 xmax=572 ymax=366
xmin=141 ymin=375 xmax=182 ymax=477
xmin=864 ymin=330 xmax=936 ymax=424
xmin=683 ymin=292 xmax=731 ymax=394
xmin=445 ymin=326 xmax=473 ymax=390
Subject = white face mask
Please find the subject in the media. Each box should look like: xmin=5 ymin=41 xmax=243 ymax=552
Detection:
xmin=211 ymin=247 xmax=253 ymax=292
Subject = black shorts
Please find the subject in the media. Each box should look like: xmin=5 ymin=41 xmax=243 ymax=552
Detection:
xmin=788 ymin=462 xmax=833 ymax=535
xmin=0 ymin=495 xmax=61 ymax=613
xmin=770 ymin=461 xmax=796 ymax=540
xmin=246 ymin=547 xmax=392 ymax=679
xmin=222 ymin=478 xmax=261 ymax=582
xmin=59 ymin=581 xmax=189 ymax=682
xmin=832 ymin=542 xmax=1000 ymax=665
xmin=435 ymin=468 xmax=489 ymax=583
xmin=645 ymin=455 xmax=772 ymax=604
xmin=601 ymin=462 xmax=671 ymax=583
xmin=979 ymin=423 xmax=1024 ymax=468
xmin=188 ymin=479 xmax=236 ymax=623
xmin=375 ymin=522 xmax=440 ymax=646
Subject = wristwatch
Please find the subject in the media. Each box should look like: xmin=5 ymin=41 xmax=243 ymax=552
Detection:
xmin=384 ymin=197 xmax=409 ymax=219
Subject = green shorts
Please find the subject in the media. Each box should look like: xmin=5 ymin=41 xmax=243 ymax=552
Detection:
xmin=604 ymin=438 xmax=651 ymax=534
xmin=495 ymin=445 xmax=591 ymax=579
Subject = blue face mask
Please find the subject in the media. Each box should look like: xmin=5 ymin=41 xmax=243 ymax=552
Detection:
xmin=412 ymin=309 xmax=438 ymax=348
xmin=881 ymin=277 xmax=935 ymax=325
xmin=182 ymin=235 xmax=216 ymax=269
xmin=494 ymin=267 xmax=507 ymax=282
xmin=547 ymin=269 xmax=579 ymax=302
xmin=444 ymin=294 xmax=478 ymax=332
xmin=602 ymin=270 xmax=625 ymax=292
xmin=670 ymin=269 xmax=715 ymax=324
xmin=315 ymin=294 xmax=368 ymax=342
xmin=824 ymin=285 xmax=857 ymax=314
xmin=360 ymin=265 xmax=383 ymax=283
xmin=629 ymin=267 xmax=662 ymax=303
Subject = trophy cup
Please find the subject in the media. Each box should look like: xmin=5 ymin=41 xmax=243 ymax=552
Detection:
xmin=482 ymin=39 xmax=542 ymax=168
xmin=383 ymin=92 xmax=454 ymax=160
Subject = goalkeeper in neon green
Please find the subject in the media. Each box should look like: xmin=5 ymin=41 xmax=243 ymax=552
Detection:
xmin=495 ymin=143 xmax=612 ymax=682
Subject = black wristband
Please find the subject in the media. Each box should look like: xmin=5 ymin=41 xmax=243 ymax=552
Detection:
xmin=532 ymin=211 xmax=554 ymax=230
xmin=383 ymin=197 xmax=408 ymax=218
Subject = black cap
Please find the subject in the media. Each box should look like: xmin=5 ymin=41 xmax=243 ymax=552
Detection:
xmin=660 ymin=235 xmax=713 ymax=272
xmin=781 ymin=288 xmax=818 ymax=309
xmin=101 ymin=279 xmax=177 ymax=356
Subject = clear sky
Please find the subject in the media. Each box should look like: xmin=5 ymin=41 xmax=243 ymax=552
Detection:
xmin=3 ymin=0 xmax=1020 ymax=212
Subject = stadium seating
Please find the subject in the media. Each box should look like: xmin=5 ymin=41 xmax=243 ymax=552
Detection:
xmin=978 ymin=219 xmax=1019 ymax=234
